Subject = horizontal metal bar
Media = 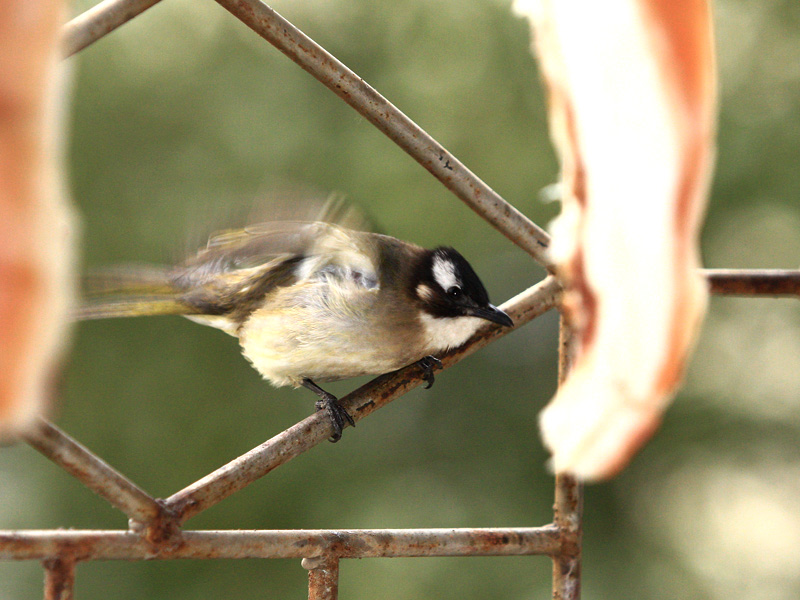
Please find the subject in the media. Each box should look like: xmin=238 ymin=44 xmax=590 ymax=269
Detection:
xmin=704 ymin=269 xmax=800 ymax=297
xmin=0 ymin=526 xmax=561 ymax=561
xmin=213 ymin=0 xmax=554 ymax=269
xmin=165 ymin=276 xmax=562 ymax=524
xmin=22 ymin=420 xmax=165 ymax=525
xmin=61 ymin=0 xmax=164 ymax=57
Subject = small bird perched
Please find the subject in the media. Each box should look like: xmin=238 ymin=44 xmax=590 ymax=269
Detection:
xmin=79 ymin=211 xmax=513 ymax=441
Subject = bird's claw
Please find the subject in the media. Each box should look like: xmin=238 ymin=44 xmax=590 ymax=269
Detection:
xmin=417 ymin=355 xmax=443 ymax=389
xmin=314 ymin=394 xmax=355 ymax=443
xmin=302 ymin=378 xmax=355 ymax=442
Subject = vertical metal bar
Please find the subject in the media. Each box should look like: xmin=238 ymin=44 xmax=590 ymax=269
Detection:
xmin=552 ymin=472 xmax=582 ymax=600
xmin=303 ymin=557 xmax=339 ymax=600
xmin=552 ymin=315 xmax=583 ymax=600
xmin=43 ymin=558 xmax=75 ymax=600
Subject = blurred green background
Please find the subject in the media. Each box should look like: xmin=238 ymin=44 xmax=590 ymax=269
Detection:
xmin=3 ymin=0 xmax=800 ymax=598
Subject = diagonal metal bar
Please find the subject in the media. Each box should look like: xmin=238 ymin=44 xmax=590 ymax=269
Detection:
xmin=61 ymin=0 xmax=164 ymax=57
xmin=704 ymin=268 xmax=800 ymax=297
xmin=165 ymin=276 xmax=562 ymax=524
xmin=0 ymin=526 xmax=561 ymax=561
xmin=212 ymin=0 xmax=554 ymax=270
xmin=22 ymin=419 xmax=166 ymax=526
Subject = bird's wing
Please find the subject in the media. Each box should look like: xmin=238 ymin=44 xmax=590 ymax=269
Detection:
xmin=174 ymin=221 xmax=381 ymax=323
xmin=78 ymin=197 xmax=380 ymax=325
xmin=179 ymin=197 xmax=372 ymax=279
xmin=295 ymin=224 xmax=381 ymax=290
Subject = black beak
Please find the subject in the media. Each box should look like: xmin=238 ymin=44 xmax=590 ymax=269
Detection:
xmin=468 ymin=304 xmax=514 ymax=327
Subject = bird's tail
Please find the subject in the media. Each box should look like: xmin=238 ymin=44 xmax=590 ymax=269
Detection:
xmin=75 ymin=265 xmax=201 ymax=321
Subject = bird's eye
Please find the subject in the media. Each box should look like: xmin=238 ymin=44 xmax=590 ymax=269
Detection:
xmin=446 ymin=286 xmax=462 ymax=298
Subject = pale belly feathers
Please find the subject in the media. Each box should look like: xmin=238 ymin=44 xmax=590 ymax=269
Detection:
xmin=236 ymin=280 xmax=484 ymax=388
xmin=238 ymin=279 xmax=415 ymax=387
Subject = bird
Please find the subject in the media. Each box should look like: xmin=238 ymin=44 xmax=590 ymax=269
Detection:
xmin=78 ymin=209 xmax=513 ymax=441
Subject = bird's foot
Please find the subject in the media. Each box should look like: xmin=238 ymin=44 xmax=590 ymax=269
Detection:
xmin=416 ymin=355 xmax=443 ymax=389
xmin=302 ymin=378 xmax=355 ymax=442
xmin=316 ymin=395 xmax=355 ymax=443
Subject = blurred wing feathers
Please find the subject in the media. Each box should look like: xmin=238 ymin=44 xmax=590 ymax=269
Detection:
xmin=79 ymin=220 xmax=380 ymax=323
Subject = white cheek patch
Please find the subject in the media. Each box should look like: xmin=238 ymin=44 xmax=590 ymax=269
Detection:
xmin=432 ymin=255 xmax=459 ymax=291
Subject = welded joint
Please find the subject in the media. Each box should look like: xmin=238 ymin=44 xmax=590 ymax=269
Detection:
xmin=301 ymin=556 xmax=328 ymax=570
xmin=548 ymin=513 xmax=581 ymax=564
xmin=128 ymin=499 xmax=183 ymax=549
xmin=554 ymin=524 xmax=581 ymax=562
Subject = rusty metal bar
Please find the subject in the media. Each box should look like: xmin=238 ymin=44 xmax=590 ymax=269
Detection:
xmin=704 ymin=268 xmax=800 ymax=297
xmin=21 ymin=419 xmax=165 ymax=526
xmin=552 ymin=472 xmax=582 ymax=600
xmin=165 ymin=276 xmax=562 ymax=524
xmin=551 ymin=316 xmax=583 ymax=600
xmin=0 ymin=526 xmax=562 ymax=561
xmin=212 ymin=0 xmax=554 ymax=270
xmin=43 ymin=557 xmax=75 ymax=600
xmin=304 ymin=556 xmax=340 ymax=600
xmin=61 ymin=0 xmax=164 ymax=57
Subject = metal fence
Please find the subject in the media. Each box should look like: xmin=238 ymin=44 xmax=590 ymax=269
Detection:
xmin=2 ymin=1 xmax=799 ymax=598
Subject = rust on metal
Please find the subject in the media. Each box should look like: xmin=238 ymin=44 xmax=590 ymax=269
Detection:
xmin=0 ymin=527 xmax=561 ymax=562
xmin=704 ymin=269 xmax=800 ymax=297
xmin=552 ymin=472 xmax=582 ymax=600
xmin=552 ymin=316 xmax=583 ymax=600
xmin=43 ymin=557 xmax=75 ymax=600
xmin=129 ymin=499 xmax=183 ymax=547
xmin=305 ymin=556 xmax=339 ymax=600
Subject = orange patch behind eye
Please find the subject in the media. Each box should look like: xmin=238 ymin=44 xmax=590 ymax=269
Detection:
xmin=415 ymin=283 xmax=434 ymax=302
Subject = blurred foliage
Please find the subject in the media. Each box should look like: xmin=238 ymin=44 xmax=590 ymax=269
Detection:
xmin=2 ymin=0 xmax=800 ymax=598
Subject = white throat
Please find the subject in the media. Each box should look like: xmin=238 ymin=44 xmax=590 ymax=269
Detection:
xmin=419 ymin=313 xmax=484 ymax=352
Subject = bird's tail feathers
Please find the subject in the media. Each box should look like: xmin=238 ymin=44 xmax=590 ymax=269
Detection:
xmin=76 ymin=265 xmax=198 ymax=321
xmin=82 ymin=265 xmax=175 ymax=296
xmin=74 ymin=296 xmax=199 ymax=321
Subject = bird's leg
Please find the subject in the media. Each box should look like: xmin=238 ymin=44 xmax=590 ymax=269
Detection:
xmin=301 ymin=378 xmax=355 ymax=442
xmin=416 ymin=355 xmax=443 ymax=389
